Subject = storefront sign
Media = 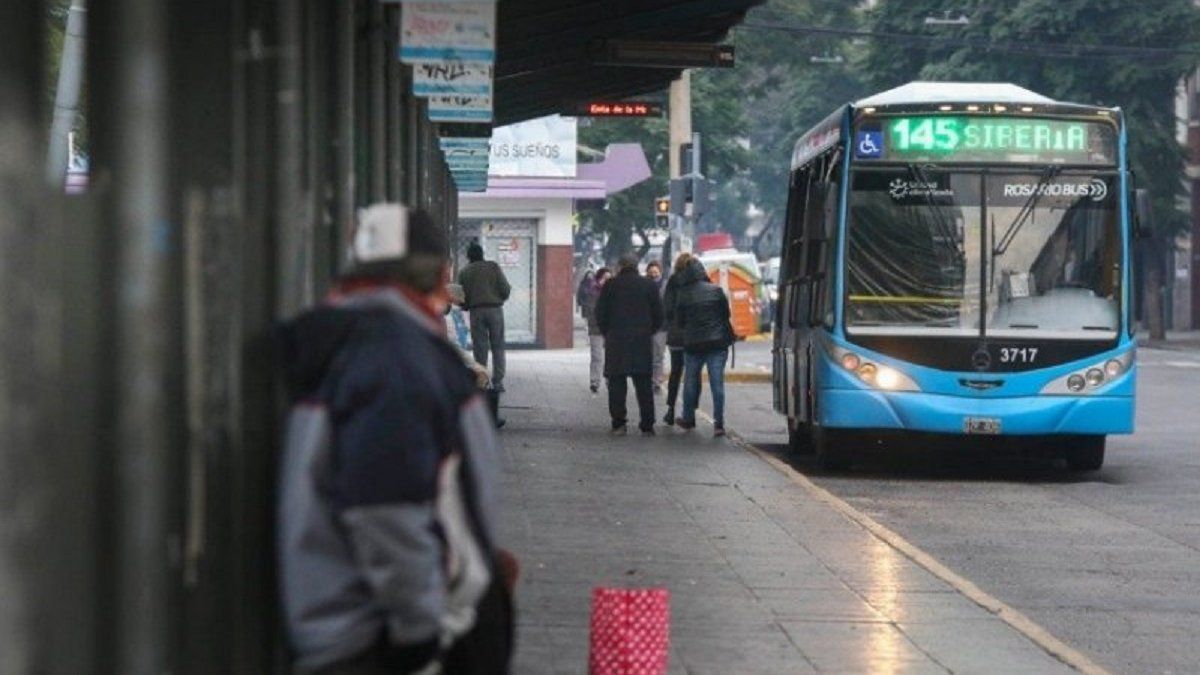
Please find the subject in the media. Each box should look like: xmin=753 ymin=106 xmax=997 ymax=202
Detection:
xmin=400 ymin=2 xmax=496 ymax=63
xmin=429 ymin=95 xmax=493 ymax=123
xmin=413 ymin=61 xmax=493 ymax=97
xmin=488 ymin=115 xmax=577 ymax=178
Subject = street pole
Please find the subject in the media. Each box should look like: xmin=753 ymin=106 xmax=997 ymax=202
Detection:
xmin=666 ymin=71 xmax=692 ymax=266
xmin=46 ymin=0 xmax=87 ymax=188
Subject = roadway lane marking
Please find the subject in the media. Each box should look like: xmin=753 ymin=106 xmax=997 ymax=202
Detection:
xmin=698 ymin=411 xmax=1111 ymax=675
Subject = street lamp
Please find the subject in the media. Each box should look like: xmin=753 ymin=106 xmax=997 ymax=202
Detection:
xmin=924 ymin=11 xmax=970 ymax=26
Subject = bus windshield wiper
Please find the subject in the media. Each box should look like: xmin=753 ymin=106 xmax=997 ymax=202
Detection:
xmin=993 ymin=165 xmax=1060 ymax=257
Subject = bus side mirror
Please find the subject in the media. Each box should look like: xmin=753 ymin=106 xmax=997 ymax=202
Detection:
xmin=1134 ymin=188 xmax=1154 ymax=240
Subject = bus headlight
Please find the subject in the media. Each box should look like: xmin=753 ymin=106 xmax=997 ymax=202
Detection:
xmin=1041 ymin=349 xmax=1134 ymax=395
xmin=875 ymin=366 xmax=902 ymax=390
xmin=826 ymin=342 xmax=921 ymax=392
xmin=1104 ymin=359 xmax=1123 ymax=379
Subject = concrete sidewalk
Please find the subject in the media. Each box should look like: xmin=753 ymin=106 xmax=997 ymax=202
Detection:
xmin=497 ymin=348 xmax=1086 ymax=674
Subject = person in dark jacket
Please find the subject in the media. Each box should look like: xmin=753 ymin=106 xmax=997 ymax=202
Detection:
xmin=278 ymin=205 xmax=514 ymax=674
xmin=459 ymin=242 xmax=512 ymax=392
xmin=595 ymin=253 xmax=664 ymax=435
xmin=579 ymin=267 xmax=611 ymax=393
xmin=661 ymin=253 xmax=698 ymax=425
xmin=676 ymin=257 xmax=735 ymax=436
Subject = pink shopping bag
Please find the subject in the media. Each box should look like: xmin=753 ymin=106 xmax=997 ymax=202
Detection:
xmin=588 ymin=587 xmax=671 ymax=675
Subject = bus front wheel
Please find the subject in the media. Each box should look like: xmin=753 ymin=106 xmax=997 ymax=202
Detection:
xmin=1065 ymin=435 xmax=1106 ymax=471
xmin=788 ymin=418 xmax=813 ymax=454
xmin=813 ymin=425 xmax=853 ymax=472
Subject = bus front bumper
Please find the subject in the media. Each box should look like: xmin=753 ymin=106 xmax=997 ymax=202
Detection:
xmin=818 ymin=389 xmax=1134 ymax=436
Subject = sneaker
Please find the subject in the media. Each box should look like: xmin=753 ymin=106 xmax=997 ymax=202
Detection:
xmin=676 ymin=418 xmax=696 ymax=430
xmin=590 ymin=384 xmax=599 ymax=394
xmin=662 ymin=409 xmax=675 ymax=426
xmin=610 ymin=425 xmax=628 ymax=436
xmin=496 ymin=418 xmax=507 ymax=430
xmin=641 ymin=427 xmax=656 ymax=437
xmin=713 ymin=425 xmax=726 ymax=437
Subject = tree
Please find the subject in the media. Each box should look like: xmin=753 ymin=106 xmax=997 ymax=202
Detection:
xmin=863 ymin=0 xmax=1200 ymax=236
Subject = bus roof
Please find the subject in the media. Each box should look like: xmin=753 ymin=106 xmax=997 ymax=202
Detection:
xmin=855 ymin=81 xmax=1055 ymax=107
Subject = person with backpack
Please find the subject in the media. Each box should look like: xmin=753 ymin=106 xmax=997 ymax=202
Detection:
xmin=278 ymin=205 xmax=514 ymax=674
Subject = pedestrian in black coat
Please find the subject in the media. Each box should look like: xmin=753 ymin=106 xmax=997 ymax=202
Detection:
xmin=595 ymin=253 xmax=664 ymax=434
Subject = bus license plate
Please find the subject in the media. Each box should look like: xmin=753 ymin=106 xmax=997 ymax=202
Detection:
xmin=964 ymin=417 xmax=1001 ymax=435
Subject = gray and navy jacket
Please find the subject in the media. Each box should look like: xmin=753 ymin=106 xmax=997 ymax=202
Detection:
xmin=277 ymin=285 xmax=501 ymax=672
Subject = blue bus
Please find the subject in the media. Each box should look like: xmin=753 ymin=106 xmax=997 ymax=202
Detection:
xmin=773 ymin=82 xmax=1143 ymax=471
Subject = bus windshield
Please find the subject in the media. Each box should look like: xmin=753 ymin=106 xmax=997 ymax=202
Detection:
xmin=845 ymin=167 xmax=1120 ymax=340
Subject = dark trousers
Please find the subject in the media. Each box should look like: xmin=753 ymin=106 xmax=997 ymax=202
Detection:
xmin=469 ymin=306 xmax=506 ymax=387
xmin=608 ymin=374 xmax=655 ymax=431
xmin=311 ymin=572 xmax=514 ymax=675
xmin=664 ymin=347 xmax=690 ymax=411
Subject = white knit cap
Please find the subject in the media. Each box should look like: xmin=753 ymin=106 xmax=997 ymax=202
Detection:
xmin=352 ymin=203 xmax=409 ymax=263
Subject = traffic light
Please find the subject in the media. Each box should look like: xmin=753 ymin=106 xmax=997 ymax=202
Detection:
xmin=655 ymin=197 xmax=670 ymax=228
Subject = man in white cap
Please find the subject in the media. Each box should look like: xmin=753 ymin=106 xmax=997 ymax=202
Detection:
xmin=277 ymin=204 xmax=515 ymax=674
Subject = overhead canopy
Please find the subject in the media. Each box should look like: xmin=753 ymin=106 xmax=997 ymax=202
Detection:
xmin=494 ymin=0 xmax=765 ymax=126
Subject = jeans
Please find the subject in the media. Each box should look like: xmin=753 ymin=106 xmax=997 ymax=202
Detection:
xmin=469 ymin=306 xmax=506 ymax=388
xmin=608 ymin=374 xmax=655 ymax=431
xmin=589 ymin=335 xmax=605 ymax=389
xmin=681 ymin=348 xmax=728 ymax=427
xmin=651 ymin=331 xmax=667 ymax=387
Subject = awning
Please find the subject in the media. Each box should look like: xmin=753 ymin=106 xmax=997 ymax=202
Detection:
xmin=494 ymin=0 xmax=765 ymax=126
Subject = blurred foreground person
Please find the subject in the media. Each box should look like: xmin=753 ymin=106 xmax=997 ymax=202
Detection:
xmin=596 ymin=253 xmax=663 ymax=436
xmin=278 ymin=204 xmax=514 ymax=675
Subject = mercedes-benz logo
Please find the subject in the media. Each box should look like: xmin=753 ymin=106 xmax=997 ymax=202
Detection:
xmin=971 ymin=348 xmax=992 ymax=372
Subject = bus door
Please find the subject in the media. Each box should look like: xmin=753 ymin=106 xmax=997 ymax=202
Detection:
xmin=774 ymin=167 xmax=811 ymax=417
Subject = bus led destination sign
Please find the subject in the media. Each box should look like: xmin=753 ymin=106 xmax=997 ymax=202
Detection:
xmin=861 ymin=115 xmax=1116 ymax=165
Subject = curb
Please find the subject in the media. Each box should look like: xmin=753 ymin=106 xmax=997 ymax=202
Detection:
xmin=725 ymin=369 xmax=770 ymax=383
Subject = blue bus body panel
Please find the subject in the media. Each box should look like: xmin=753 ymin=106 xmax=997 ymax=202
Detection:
xmin=815 ymin=335 xmax=1136 ymax=436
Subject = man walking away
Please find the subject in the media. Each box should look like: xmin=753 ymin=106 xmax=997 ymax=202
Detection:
xmin=676 ymin=257 xmax=735 ymax=437
xmin=596 ymin=252 xmax=663 ymax=436
xmin=278 ymin=204 xmax=514 ymax=674
xmin=459 ymin=242 xmax=512 ymax=391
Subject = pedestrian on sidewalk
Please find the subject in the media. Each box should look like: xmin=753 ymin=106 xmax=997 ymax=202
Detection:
xmin=661 ymin=253 xmax=699 ymax=425
xmin=459 ymin=242 xmax=512 ymax=392
xmin=596 ymin=252 xmax=664 ymax=436
xmin=645 ymin=260 xmax=667 ymax=393
xmin=676 ymin=257 xmax=735 ymax=436
xmin=579 ymin=267 xmax=611 ymax=393
xmin=278 ymin=204 xmax=514 ymax=675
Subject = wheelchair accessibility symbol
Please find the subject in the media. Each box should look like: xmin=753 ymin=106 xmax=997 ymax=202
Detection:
xmin=856 ymin=131 xmax=883 ymax=158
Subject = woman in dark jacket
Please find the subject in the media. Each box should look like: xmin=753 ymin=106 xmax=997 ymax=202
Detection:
xmin=661 ymin=253 xmax=697 ymax=425
xmin=675 ymin=257 xmax=734 ymax=436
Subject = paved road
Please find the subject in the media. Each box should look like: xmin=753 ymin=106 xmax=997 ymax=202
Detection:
xmin=725 ymin=347 xmax=1200 ymax=674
